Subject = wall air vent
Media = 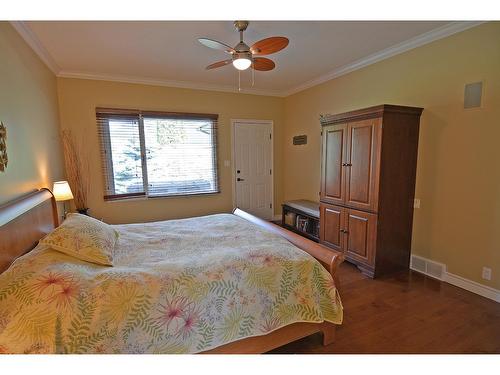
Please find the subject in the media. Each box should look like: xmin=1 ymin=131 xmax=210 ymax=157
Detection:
xmin=464 ymin=81 xmax=483 ymax=109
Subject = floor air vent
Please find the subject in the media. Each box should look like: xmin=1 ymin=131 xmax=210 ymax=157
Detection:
xmin=410 ymin=255 xmax=445 ymax=280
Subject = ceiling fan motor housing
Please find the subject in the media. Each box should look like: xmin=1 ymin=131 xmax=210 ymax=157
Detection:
xmin=232 ymin=51 xmax=252 ymax=63
xmin=234 ymin=41 xmax=250 ymax=52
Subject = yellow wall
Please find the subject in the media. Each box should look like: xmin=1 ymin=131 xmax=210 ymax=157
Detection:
xmin=283 ymin=22 xmax=500 ymax=289
xmin=57 ymin=78 xmax=284 ymax=224
xmin=4 ymin=19 xmax=497 ymax=290
xmin=0 ymin=22 xmax=64 ymax=204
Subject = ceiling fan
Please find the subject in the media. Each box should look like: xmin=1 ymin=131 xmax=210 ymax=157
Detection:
xmin=198 ymin=21 xmax=289 ymax=72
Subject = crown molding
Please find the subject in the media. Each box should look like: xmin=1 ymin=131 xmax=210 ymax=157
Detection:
xmin=283 ymin=21 xmax=486 ymax=97
xmin=10 ymin=20 xmax=485 ymax=98
xmin=56 ymin=70 xmax=285 ymax=97
xmin=10 ymin=20 xmax=283 ymax=96
xmin=9 ymin=21 xmax=60 ymax=74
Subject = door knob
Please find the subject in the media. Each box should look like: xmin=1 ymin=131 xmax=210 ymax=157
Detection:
xmin=237 ymin=178 xmax=245 ymax=181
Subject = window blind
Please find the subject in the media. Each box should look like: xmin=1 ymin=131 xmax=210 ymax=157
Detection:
xmin=96 ymin=108 xmax=219 ymax=201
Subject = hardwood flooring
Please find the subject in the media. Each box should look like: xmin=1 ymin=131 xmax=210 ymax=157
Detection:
xmin=270 ymin=262 xmax=500 ymax=354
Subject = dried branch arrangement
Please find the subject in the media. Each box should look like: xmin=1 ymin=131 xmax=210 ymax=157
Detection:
xmin=0 ymin=121 xmax=7 ymax=172
xmin=61 ymin=129 xmax=90 ymax=211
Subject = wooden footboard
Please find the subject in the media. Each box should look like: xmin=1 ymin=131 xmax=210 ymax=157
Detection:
xmin=203 ymin=321 xmax=335 ymax=354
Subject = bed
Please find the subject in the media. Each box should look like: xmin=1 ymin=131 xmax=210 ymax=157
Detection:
xmin=0 ymin=189 xmax=343 ymax=354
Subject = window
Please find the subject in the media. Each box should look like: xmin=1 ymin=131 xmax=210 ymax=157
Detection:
xmin=96 ymin=108 xmax=219 ymax=200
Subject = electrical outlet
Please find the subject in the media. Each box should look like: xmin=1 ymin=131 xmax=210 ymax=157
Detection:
xmin=414 ymin=198 xmax=421 ymax=209
xmin=482 ymin=267 xmax=492 ymax=281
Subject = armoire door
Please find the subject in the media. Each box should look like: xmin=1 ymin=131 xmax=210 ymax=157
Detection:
xmin=345 ymin=208 xmax=377 ymax=266
xmin=345 ymin=118 xmax=381 ymax=212
xmin=320 ymin=203 xmax=345 ymax=252
xmin=320 ymin=123 xmax=347 ymax=206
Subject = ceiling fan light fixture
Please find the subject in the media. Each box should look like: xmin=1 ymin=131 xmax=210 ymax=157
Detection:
xmin=233 ymin=57 xmax=252 ymax=70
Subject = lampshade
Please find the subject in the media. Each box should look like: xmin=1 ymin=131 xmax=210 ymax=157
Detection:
xmin=53 ymin=181 xmax=74 ymax=201
xmin=233 ymin=57 xmax=251 ymax=71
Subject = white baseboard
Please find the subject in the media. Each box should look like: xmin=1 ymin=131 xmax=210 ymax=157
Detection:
xmin=444 ymin=272 xmax=500 ymax=303
xmin=410 ymin=255 xmax=500 ymax=303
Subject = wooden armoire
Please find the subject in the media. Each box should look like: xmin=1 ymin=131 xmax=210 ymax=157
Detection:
xmin=319 ymin=105 xmax=423 ymax=278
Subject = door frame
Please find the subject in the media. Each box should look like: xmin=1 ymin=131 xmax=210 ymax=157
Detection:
xmin=231 ymin=119 xmax=274 ymax=220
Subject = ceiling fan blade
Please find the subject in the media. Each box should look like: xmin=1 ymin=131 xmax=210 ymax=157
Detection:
xmin=206 ymin=59 xmax=233 ymax=70
xmin=198 ymin=38 xmax=234 ymax=54
xmin=250 ymin=37 xmax=289 ymax=56
xmin=252 ymin=57 xmax=275 ymax=71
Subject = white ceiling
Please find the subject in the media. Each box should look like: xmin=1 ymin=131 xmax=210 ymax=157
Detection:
xmin=16 ymin=21 xmax=481 ymax=96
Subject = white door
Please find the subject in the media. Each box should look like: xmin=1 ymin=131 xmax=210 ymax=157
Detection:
xmin=233 ymin=120 xmax=273 ymax=220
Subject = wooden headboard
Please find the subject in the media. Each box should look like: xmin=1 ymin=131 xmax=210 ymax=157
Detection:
xmin=0 ymin=189 xmax=58 ymax=273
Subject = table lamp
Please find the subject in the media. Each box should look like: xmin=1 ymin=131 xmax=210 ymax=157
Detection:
xmin=53 ymin=180 xmax=74 ymax=219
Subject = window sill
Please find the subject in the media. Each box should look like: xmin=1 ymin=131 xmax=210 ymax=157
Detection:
xmin=103 ymin=191 xmax=221 ymax=203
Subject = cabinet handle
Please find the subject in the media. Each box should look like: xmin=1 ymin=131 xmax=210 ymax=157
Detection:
xmin=340 ymin=229 xmax=349 ymax=234
xmin=342 ymin=163 xmax=352 ymax=167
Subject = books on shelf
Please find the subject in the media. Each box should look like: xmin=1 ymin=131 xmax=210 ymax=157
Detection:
xmin=282 ymin=201 xmax=320 ymax=241
xmin=284 ymin=212 xmax=296 ymax=226
xmin=296 ymin=216 xmax=308 ymax=232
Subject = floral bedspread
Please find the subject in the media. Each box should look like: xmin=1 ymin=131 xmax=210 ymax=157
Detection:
xmin=0 ymin=214 xmax=343 ymax=353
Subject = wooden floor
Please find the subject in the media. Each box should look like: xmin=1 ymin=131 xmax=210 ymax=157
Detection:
xmin=270 ymin=262 xmax=500 ymax=354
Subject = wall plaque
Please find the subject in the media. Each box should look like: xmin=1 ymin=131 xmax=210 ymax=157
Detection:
xmin=293 ymin=134 xmax=307 ymax=145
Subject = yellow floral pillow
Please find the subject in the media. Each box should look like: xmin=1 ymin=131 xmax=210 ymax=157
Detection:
xmin=40 ymin=213 xmax=118 ymax=266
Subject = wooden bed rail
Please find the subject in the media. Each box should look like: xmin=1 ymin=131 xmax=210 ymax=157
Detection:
xmin=233 ymin=208 xmax=344 ymax=284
